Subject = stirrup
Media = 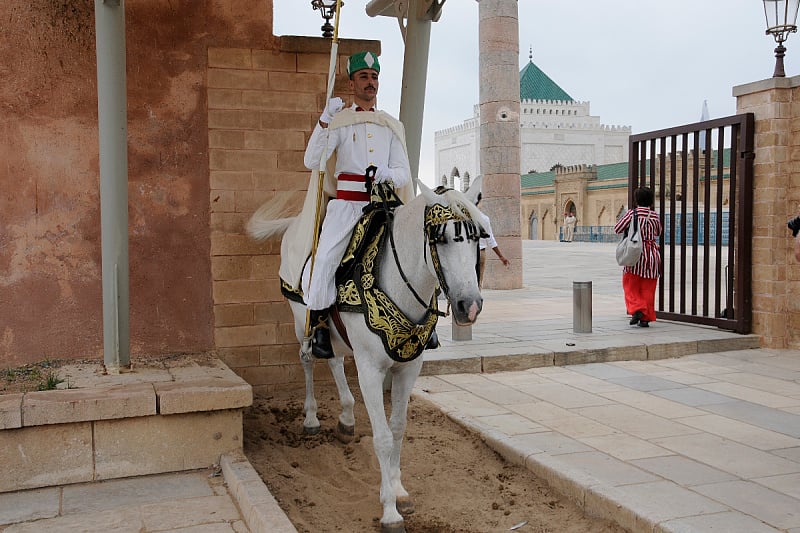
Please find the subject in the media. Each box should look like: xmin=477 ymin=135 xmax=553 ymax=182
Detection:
xmin=312 ymin=326 xmax=333 ymax=359
xmin=310 ymin=309 xmax=334 ymax=359
xmin=425 ymin=330 xmax=440 ymax=350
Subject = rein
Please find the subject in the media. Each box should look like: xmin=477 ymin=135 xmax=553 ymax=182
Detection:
xmin=424 ymin=204 xmax=484 ymax=298
xmin=369 ymin=179 xmax=446 ymax=318
xmin=368 ymin=177 xmax=483 ymax=319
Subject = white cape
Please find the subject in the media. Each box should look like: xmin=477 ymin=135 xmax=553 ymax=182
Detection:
xmin=278 ymin=109 xmax=415 ymax=290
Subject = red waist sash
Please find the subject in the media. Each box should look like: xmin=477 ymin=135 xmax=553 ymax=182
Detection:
xmin=336 ymin=173 xmax=369 ymax=201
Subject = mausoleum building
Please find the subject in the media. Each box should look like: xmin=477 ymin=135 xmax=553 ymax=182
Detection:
xmin=434 ymin=51 xmax=631 ymax=190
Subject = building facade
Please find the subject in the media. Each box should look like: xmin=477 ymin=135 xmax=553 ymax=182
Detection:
xmin=434 ymin=52 xmax=631 ymax=190
xmin=520 ymin=150 xmax=733 ymax=241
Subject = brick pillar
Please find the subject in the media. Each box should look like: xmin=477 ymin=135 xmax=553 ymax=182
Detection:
xmin=207 ymin=38 xmax=379 ymax=389
xmin=478 ymin=0 xmax=522 ymax=289
xmin=734 ymin=75 xmax=800 ymax=348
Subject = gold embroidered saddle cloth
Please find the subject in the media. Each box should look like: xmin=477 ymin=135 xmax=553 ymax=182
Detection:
xmin=280 ymin=206 xmax=438 ymax=363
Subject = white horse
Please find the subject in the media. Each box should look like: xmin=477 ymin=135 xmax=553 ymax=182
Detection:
xmin=248 ymin=181 xmax=484 ymax=533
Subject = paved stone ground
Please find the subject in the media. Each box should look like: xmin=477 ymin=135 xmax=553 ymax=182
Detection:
xmin=0 ymin=452 xmax=296 ymax=533
xmin=417 ymin=241 xmax=800 ymax=533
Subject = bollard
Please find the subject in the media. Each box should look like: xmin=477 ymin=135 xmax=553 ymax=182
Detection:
xmin=573 ymin=281 xmax=592 ymax=333
xmin=452 ymin=323 xmax=472 ymax=341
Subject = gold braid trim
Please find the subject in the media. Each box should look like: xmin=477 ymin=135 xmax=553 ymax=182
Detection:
xmin=281 ymin=278 xmax=304 ymax=303
xmin=424 ymin=202 xmax=473 ymax=226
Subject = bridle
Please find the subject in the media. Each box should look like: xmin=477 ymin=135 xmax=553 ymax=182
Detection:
xmin=368 ymin=176 xmax=483 ymax=318
xmin=423 ymin=202 xmax=483 ymax=303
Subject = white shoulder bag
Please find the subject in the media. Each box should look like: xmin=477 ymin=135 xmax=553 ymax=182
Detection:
xmin=616 ymin=209 xmax=644 ymax=267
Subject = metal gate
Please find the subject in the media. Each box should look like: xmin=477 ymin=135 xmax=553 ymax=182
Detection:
xmin=628 ymin=113 xmax=754 ymax=333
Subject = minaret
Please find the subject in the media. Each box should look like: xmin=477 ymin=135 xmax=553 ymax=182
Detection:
xmin=477 ymin=0 xmax=522 ymax=289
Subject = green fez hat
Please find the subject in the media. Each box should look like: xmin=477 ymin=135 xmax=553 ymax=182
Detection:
xmin=346 ymin=51 xmax=380 ymax=77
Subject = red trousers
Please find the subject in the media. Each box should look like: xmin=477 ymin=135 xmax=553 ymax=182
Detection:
xmin=622 ymin=272 xmax=657 ymax=322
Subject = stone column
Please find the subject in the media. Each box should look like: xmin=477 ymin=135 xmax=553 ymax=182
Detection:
xmin=733 ymin=76 xmax=800 ymax=348
xmin=478 ymin=0 xmax=522 ymax=289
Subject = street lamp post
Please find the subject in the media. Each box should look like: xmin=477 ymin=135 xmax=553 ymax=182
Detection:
xmin=311 ymin=0 xmax=343 ymax=38
xmin=763 ymin=0 xmax=800 ymax=77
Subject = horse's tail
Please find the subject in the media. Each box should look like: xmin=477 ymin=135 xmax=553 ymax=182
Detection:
xmin=246 ymin=192 xmax=300 ymax=241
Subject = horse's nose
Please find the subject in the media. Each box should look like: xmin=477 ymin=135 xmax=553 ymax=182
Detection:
xmin=456 ymin=297 xmax=483 ymax=323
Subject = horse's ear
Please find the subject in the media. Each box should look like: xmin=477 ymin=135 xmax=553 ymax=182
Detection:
xmin=465 ymin=176 xmax=482 ymax=205
xmin=418 ymin=180 xmax=439 ymax=205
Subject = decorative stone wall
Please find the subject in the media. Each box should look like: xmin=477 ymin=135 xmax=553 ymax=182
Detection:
xmin=521 ymin=166 xmax=627 ymax=241
xmin=734 ymin=76 xmax=800 ymax=348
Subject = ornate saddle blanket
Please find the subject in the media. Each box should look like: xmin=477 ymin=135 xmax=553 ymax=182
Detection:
xmin=280 ymin=205 xmax=438 ymax=363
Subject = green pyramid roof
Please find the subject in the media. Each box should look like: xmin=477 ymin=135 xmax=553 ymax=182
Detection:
xmin=520 ymin=60 xmax=573 ymax=102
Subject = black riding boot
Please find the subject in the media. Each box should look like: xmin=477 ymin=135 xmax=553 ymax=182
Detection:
xmin=425 ymin=329 xmax=440 ymax=350
xmin=310 ymin=308 xmax=334 ymax=359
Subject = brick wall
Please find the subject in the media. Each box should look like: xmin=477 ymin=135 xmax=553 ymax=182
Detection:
xmin=735 ymin=76 xmax=800 ymax=348
xmin=207 ymin=38 xmax=379 ymax=390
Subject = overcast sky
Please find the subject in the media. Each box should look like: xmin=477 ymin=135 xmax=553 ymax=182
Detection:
xmin=274 ymin=1 xmax=797 ymax=187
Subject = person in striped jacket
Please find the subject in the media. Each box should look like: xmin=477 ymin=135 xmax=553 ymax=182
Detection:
xmin=614 ymin=187 xmax=662 ymax=328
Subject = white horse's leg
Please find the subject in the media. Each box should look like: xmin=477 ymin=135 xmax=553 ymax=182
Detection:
xmin=388 ymin=357 xmax=423 ymax=516
xmin=301 ymin=353 xmax=321 ymax=434
xmin=290 ymin=302 xmax=321 ymax=434
xmin=354 ymin=356 xmax=405 ymax=532
xmin=326 ymin=354 xmax=356 ymax=442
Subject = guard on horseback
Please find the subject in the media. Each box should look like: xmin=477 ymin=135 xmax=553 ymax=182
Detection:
xmin=300 ymin=51 xmax=413 ymax=359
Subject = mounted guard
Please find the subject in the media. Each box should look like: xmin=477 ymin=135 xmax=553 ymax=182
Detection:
xmin=293 ymin=50 xmax=414 ymax=359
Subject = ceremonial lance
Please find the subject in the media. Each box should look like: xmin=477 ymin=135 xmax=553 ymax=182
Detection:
xmin=302 ymin=0 xmax=344 ymax=353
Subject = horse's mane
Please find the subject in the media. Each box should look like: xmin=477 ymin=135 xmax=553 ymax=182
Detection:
xmin=246 ymin=191 xmax=303 ymax=241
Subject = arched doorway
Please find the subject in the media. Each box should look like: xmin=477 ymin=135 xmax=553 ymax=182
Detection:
xmin=529 ymin=212 xmax=538 ymax=240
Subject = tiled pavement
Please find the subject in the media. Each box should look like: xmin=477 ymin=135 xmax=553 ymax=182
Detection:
xmin=415 ymin=349 xmax=800 ymax=533
xmin=414 ymin=241 xmax=800 ymax=533
xmin=2 ymin=241 xmax=799 ymax=532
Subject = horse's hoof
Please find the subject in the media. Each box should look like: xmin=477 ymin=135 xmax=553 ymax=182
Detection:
xmin=336 ymin=421 xmax=355 ymax=443
xmin=396 ymin=496 xmax=415 ymax=516
xmin=381 ymin=520 xmax=405 ymax=533
xmin=303 ymin=425 xmax=321 ymax=435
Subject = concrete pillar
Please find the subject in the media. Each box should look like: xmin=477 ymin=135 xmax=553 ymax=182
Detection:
xmin=477 ymin=0 xmax=522 ymax=289
xmin=399 ymin=0 xmax=431 ymax=190
xmin=733 ymin=75 xmax=800 ymax=348
xmin=95 ymin=0 xmax=131 ymax=372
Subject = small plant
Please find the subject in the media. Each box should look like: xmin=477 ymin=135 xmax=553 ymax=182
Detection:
xmin=37 ymin=369 xmax=65 ymax=391
xmin=1 ymin=359 xmax=66 ymax=393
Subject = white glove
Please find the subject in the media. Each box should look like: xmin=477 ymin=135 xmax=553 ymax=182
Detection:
xmin=374 ymin=165 xmax=393 ymax=184
xmin=320 ymin=97 xmax=344 ymax=124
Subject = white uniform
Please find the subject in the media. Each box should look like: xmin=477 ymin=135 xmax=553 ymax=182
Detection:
xmin=478 ymin=212 xmax=498 ymax=252
xmin=301 ymin=105 xmax=411 ymax=310
xmin=564 ymin=214 xmax=577 ymax=242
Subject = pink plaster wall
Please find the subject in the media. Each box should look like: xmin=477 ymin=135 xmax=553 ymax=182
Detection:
xmin=0 ymin=1 xmax=274 ymax=367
